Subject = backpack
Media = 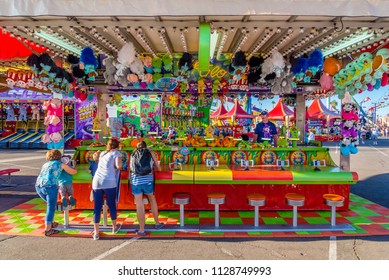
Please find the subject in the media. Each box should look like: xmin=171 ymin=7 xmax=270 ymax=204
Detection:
xmin=130 ymin=148 xmax=152 ymax=176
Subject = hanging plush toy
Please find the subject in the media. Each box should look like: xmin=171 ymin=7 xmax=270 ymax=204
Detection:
xmin=178 ymin=52 xmax=193 ymax=79
xmin=142 ymin=56 xmax=153 ymax=74
xmin=103 ymin=57 xmax=117 ymax=85
xmin=5 ymin=104 xmax=15 ymax=121
xmin=31 ymin=104 xmax=40 ymax=120
xmin=269 ymin=50 xmax=285 ymax=78
xmin=247 ymin=56 xmax=264 ymax=84
xmin=305 ymin=49 xmax=324 ymax=82
xmin=340 ymin=92 xmax=359 ymax=155
xmin=107 ymin=118 xmax=122 ymax=138
xmin=18 ymin=104 xmax=27 ymax=121
xmin=319 ymin=57 xmax=342 ymax=91
xmin=152 ymin=56 xmax=163 ymax=74
xmin=292 ymin=57 xmax=309 ymax=83
xmin=26 ymin=54 xmax=42 ymax=76
xmin=79 ymin=47 xmax=98 ymax=81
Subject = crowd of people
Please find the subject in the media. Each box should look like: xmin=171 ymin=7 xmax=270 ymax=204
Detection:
xmin=36 ymin=138 xmax=164 ymax=239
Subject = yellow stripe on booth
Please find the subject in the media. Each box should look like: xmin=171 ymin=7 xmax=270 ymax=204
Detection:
xmin=194 ymin=164 xmax=233 ymax=182
xmin=172 ymin=170 xmax=194 ymax=182
xmin=172 ymin=164 xmax=195 ymax=182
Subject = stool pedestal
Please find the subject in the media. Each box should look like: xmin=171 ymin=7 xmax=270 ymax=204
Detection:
xmin=172 ymin=192 xmax=191 ymax=227
xmin=247 ymin=194 xmax=266 ymax=227
xmin=285 ymin=193 xmax=305 ymax=227
xmin=323 ymin=194 xmax=344 ymax=226
xmin=208 ymin=193 xmax=226 ymax=228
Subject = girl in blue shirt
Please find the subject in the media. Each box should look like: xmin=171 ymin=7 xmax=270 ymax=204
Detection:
xmin=35 ymin=149 xmax=77 ymax=236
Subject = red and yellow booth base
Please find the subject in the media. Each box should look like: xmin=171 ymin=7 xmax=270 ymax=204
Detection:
xmin=71 ymin=160 xmax=357 ymax=211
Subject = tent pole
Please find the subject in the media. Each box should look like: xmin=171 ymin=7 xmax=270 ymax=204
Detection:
xmin=295 ymin=93 xmax=306 ymax=143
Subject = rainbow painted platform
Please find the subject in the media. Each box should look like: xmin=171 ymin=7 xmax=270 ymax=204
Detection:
xmin=1 ymin=194 xmax=389 ymax=239
xmin=71 ymin=146 xmax=357 ymax=211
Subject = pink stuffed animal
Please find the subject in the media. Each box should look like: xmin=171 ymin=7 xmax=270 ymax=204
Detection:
xmin=46 ymin=98 xmax=63 ymax=117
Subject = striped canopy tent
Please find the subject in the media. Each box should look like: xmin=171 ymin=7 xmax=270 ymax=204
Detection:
xmin=0 ymin=28 xmax=47 ymax=60
xmin=210 ymin=103 xmax=228 ymax=119
xmin=307 ymin=99 xmax=340 ymax=119
xmin=218 ymin=99 xmax=254 ymax=122
xmin=267 ymin=99 xmax=294 ymax=120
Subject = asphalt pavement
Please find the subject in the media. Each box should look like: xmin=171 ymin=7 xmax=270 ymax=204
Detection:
xmin=0 ymin=141 xmax=389 ymax=260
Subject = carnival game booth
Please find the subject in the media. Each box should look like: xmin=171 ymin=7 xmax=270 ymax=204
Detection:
xmin=307 ymin=99 xmax=341 ymax=142
xmin=70 ymin=143 xmax=358 ymax=212
xmin=217 ymin=100 xmax=255 ymax=138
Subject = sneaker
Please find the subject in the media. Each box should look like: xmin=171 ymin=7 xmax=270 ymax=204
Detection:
xmin=69 ymin=196 xmax=76 ymax=206
xmin=61 ymin=197 xmax=68 ymax=208
xmin=135 ymin=229 xmax=146 ymax=236
xmin=155 ymin=222 xmax=165 ymax=229
xmin=113 ymin=223 xmax=121 ymax=234
xmin=92 ymin=232 xmax=99 ymax=240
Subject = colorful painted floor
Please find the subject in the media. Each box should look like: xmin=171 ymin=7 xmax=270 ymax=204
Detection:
xmin=1 ymin=193 xmax=389 ymax=239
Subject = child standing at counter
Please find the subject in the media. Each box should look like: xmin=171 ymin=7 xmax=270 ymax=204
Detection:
xmin=58 ymin=155 xmax=78 ymax=208
xmin=88 ymin=151 xmax=100 ymax=202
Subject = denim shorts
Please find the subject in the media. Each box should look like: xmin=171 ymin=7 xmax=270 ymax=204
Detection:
xmin=131 ymin=183 xmax=154 ymax=195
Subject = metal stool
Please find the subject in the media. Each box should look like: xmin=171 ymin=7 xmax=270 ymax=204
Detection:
xmin=172 ymin=192 xmax=191 ymax=227
xmin=207 ymin=193 xmax=226 ymax=227
xmin=285 ymin=193 xmax=305 ymax=227
xmin=323 ymin=194 xmax=344 ymax=226
xmin=56 ymin=196 xmax=73 ymax=228
xmin=247 ymin=194 xmax=266 ymax=227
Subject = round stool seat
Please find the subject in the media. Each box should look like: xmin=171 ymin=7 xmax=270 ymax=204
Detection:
xmin=247 ymin=194 xmax=266 ymax=207
xmin=323 ymin=194 xmax=344 ymax=207
xmin=285 ymin=193 xmax=305 ymax=206
xmin=172 ymin=192 xmax=191 ymax=205
xmin=208 ymin=193 xmax=226 ymax=204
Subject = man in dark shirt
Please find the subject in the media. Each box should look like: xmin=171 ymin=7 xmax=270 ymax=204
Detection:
xmin=253 ymin=111 xmax=278 ymax=146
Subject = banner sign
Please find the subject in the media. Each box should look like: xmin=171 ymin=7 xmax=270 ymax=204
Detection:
xmin=0 ymin=88 xmax=72 ymax=102
xmin=75 ymin=97 xmax=97 ymax=139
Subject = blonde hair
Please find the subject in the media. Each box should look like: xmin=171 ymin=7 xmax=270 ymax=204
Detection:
xmin=46 ymin=149 xmax=62 ymax=161
xmin=106 ymin=138 xmax=119 ymax=151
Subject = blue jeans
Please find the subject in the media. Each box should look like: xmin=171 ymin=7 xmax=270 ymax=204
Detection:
xmin=93 ymin=188 xmax=117 ymax=223
xmin=35 ymin=185 xmax=58 ymax=224
xmin=131 ymin=182 xmax=154 ymax=195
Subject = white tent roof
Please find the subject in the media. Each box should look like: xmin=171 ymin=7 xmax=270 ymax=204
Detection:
xmin=0 ymin=0 xmax=389 ymax=61
xmin=1 ymin=0 xmax=389 ymax=17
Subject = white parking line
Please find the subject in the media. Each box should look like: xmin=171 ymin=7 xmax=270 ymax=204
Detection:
xmin=0 ymin=191 xmax=37 ymax=195
xmin=0 ymin=162 xmax=41 ymax=170
xmin=92 ymin=237 xmax=140 ymax=260
xmin=329 ymin=236 xmax=337 ymax=260
xmin=370 ymin=146 xmax=388 ymax=156
xmin=0 ymin=155 xmax=45 ymax=164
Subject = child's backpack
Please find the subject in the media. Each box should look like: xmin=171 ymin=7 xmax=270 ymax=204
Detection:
xmin=130 ymin=148 xmax=152 ymax=176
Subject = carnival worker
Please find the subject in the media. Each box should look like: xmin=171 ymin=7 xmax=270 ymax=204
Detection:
xmin=129 ymin=140 xmax=164 ymax=236
xmin=253 ymin=111 xmax=279 ymax=147
xmin=35 ymin=149 xmax=77 ymax=236
xmin=92 ymin=138 xmax=122 ymax=240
